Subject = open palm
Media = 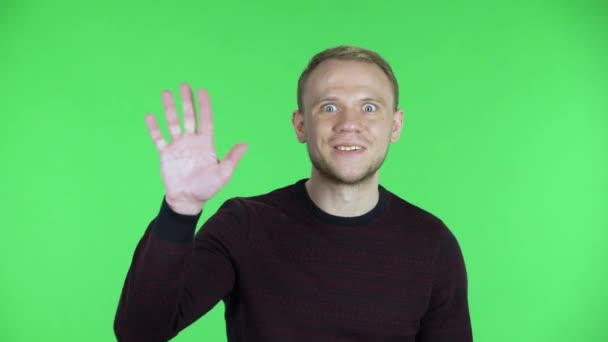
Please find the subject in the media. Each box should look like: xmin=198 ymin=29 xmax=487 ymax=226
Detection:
xmin=145 ymin=83 xmax=247 ymax=215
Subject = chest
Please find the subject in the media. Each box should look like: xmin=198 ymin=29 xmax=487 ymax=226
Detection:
xmin=237 ymin=222 xmax=436 ymax=337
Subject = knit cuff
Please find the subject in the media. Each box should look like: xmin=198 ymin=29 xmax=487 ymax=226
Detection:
xmin=151 ymin=196 xmax=202 ymax=243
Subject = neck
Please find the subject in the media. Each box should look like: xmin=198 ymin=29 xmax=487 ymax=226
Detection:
xmin=305 ymin=169 xmax=380 ymax=217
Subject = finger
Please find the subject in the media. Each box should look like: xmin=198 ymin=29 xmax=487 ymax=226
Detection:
xmin=196 ymin=89 xmax=214 ymax=142
xmin=219 ymin=143 xmax=248 ymax=181
xmin=161 ymin=90 xmax=181 ymax=141
xmin=145 ymin=114 xmax=167 ymax=150
xmin=180 ymin=83 xmax=196 ymax=134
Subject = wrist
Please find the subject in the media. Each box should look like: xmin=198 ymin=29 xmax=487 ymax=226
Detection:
xmin=165 ymin=195 xmax=205 ymax=215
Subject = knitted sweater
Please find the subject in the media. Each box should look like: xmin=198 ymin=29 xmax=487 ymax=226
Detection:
xmin=114 ymin=179 xmax=472 ymax=341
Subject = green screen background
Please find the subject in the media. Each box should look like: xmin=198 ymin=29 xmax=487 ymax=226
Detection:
xmin=1 ymin=0 xmax=606 ymax=341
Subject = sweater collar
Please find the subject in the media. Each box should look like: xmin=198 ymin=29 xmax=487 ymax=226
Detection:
xmin=294 ymin=178 xmax=389 ymax=226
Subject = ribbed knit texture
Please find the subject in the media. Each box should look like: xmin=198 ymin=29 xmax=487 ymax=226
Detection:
xmin=114 ymin=179 xmax=472 ymax=341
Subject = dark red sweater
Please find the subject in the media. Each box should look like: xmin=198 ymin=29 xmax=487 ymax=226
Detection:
xmin=114 ymin=179 xmax=472 ymax=341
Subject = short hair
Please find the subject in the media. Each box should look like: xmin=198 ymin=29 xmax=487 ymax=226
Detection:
xmin=297 ymin=45 xmax=399 ymax=112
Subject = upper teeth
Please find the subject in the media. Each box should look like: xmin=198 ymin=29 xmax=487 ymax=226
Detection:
xmin=337 ymin=146 xmax=362 ymax=151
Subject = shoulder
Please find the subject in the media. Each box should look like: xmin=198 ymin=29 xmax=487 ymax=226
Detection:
xmin=383 ymin=188 xmax=446 ymax=229
xmin=218 ymin=181 xmax=301 ymax=220
xmin=382 ymin=188 xmax=461 ymax=249
xmin=241 ymin=182 xmax=297 ymax=205
xmin=384 ymin=190 xmax=466 ymax=270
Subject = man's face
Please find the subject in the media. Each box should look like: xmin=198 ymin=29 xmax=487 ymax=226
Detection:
xmin=292 ymin=59 xmax=404 ymax=185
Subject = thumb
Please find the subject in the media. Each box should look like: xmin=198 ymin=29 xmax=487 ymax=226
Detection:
xmin=218 ymin=143 xmax=248 ymax=181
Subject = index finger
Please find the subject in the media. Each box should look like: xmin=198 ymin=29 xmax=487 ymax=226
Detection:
xmin=196 ymin=89 xmax=214 ymax=142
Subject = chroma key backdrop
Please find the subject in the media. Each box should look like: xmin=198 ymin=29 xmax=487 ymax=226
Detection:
xmin=1 ymin=0 xmax=606 ymax=341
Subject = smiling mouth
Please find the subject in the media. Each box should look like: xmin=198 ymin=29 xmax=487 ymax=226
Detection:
xmin=334 ymin=145 xmax=364 ymax=151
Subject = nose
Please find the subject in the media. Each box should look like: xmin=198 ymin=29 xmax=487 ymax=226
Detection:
xmin=333 ymin=107 xmax=362 ymax=133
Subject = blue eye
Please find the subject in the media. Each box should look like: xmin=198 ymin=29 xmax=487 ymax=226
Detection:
xmin=323 ymin=104 xmax=337 ymax=112
xmin=363 ymin=104 xmax=377 ymax=112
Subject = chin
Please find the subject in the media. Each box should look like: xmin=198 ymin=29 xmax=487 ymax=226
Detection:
xmin=312 ymin=160 xmax=380 ymax=186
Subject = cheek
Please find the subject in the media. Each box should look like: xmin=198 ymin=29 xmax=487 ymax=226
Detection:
xmin=370 ymin=121 xmax=391 ymax=137
xmin=306 ymin=122 xmax=326 ymax=140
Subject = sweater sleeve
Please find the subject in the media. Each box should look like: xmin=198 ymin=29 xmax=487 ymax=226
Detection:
xmin=417 ymin=223 xmax=473 ymax=342
xmin=114 ymin=197 xmax=246 ymax=342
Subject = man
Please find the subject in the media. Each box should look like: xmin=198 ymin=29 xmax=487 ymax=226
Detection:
xmin=114 ymin=45 xmax=472 ymax=341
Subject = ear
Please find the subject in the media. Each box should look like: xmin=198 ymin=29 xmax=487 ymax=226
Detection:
xmin=292 ymin=109 xmax=306 ymax=143
xmin=390 ymin=108 xmax=404 ymax=142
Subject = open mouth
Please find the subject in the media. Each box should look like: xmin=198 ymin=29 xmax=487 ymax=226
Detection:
xmin=335 ymin=145 xmax=363 ymax=151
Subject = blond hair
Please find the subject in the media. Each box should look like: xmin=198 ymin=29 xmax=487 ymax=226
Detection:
xmin=297 ymin=45 xmax=399 ymax=112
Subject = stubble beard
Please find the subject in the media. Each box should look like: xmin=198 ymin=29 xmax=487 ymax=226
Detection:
xmin=308 ymin=146 xmax=390 ymax=186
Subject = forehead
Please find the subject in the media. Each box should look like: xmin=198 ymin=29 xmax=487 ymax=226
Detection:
xmin=304 ymin=59 xmax=393 ymax=103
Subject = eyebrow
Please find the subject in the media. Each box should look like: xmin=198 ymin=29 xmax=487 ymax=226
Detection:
xmin=360 ymin=97 xmax=386 ymax=104
xmin=314 ymin=96 xmax=340 ymax=105
xmin=313 ymin=96 xmax=387 ymax=106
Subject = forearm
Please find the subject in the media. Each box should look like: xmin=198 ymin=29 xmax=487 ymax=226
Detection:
xmin=114 ymin=200 xmax=199 ymax=342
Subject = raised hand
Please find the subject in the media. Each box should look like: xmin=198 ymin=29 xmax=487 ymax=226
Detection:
xmin=145 ymin=83 xmax=248 ymax=215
